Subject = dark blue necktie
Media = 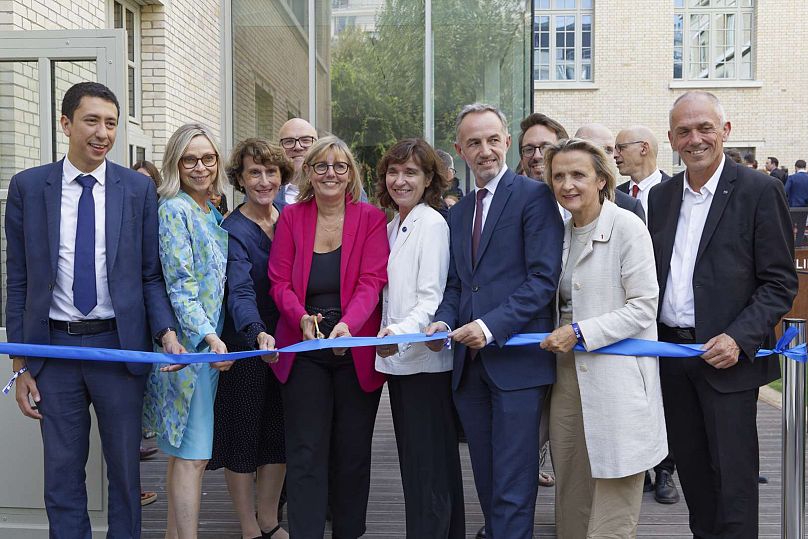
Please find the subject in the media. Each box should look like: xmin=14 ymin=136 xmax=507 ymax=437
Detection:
xmin=73 ymin=174 xmax=97 ymax=316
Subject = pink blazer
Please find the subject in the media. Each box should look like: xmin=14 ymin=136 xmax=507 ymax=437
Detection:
xmin=269 ymin=196 xmax=389 ymax=392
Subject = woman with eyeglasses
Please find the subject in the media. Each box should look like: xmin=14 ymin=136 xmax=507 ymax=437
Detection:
xmin=269 ymin=136 xmax=389 ymax=539
xmin=142 ymin=123 xmax=233 ymax=539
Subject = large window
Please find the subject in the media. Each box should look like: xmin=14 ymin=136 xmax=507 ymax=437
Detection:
xmin=231 ymin=0 xmax=531 ymax=195
xmin=674 ymin=0 xmax=754 ymax=80
xmin=533 ymin=0 xmax=592 ymax=82
xmin=111 ymin=0 xmax=141 ymax=122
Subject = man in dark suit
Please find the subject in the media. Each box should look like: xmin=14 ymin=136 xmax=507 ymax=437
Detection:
xmin=765 ymin=156 xmax=788 ymax=184
xmin=648 ymin=91 xmax=797 ymax=538
xmin=613 ymin=125 xmax=678 ymax=503
xmin=5 ymin=82 xmax=183 ymax=537
xmin=786 ymin=160 xmax=808 ymax=247
xmin=427 ymin=103 xmax=563 ymax=539
xmin=426 ymin=103 xmax=563 ymax=539
xmin=575 ymin=123 xmax=646 ymax=222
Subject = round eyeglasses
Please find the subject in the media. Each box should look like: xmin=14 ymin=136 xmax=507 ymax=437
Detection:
xmin=180 ymin=153 xmax=217 ymax=170
xmin=312 ymin=162 xmax=350 ymax=175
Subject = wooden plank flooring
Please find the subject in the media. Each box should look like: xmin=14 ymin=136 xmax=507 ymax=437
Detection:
xmin=141 ymin=390 xmax=793 ymax=538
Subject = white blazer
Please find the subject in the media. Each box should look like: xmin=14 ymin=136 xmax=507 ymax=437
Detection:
xmin=558 ymin=199 xmax=668 ymax=478
xmin=375 ymin=203 xmax=452 ymax=375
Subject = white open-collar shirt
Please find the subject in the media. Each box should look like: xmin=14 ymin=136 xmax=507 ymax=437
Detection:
xmin=659 ymin=155 xmax=725 ymax=328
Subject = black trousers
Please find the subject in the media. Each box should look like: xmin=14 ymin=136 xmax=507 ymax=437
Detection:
xmin=658 ymin=325 xmax=759 ymax=539
xmin=388 ymin=371 xmax=465 ymax=539
xmin=281 ymin=351 xmax=382 ymax=539
xmin=653 ymin=452 xmax=675 ymax=476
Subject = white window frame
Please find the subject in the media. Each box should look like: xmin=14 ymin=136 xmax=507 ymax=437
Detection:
xmin=533 ymin=0 xmax=593 ymax=85
xmin=107 ymin=0 xmax=141 ymax=124
xmin=673 ymin=0 xmax=755 ymax=82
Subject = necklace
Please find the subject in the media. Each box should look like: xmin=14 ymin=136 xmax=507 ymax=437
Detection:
xmin=318 ymin=215 xmax=343 ymax=233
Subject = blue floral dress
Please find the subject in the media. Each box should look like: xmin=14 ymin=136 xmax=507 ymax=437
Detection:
xmin=143 ymin=191 xmax=229 ymax=459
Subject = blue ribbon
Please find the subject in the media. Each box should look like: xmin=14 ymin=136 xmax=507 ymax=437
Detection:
xmin=3 ymin=328 xmax=805 ymax=393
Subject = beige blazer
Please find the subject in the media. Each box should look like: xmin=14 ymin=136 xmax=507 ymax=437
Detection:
xmin=376 ymin=203 xmax=452 ymax=375
xmin=557 ymin=199 xmax=668 ymax=478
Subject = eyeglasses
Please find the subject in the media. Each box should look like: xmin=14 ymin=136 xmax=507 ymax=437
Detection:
xmin=180 ymin=153 xmax=217 ymax=170
xmin=448 ymin=167 xmax=457 ymax=177
xmin=280 ymin=136 xmax=316 ymax=150
xmin=520 ymin=143 xmax=551 ymax=158
xmin=614 ymin=140 xmax=645 ymax=154
xmin=311 ymin=161 xmax=350 ymax=175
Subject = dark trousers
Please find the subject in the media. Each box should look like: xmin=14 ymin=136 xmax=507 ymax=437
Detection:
xmin=453 ymin=356 xmax=547 ymax=539
xmin=653 ymin=452 xmax=675 ymax=476
xmin=35 ymin=329 xmax=146 ymax=539
xmin=281 ymin=352 xmax=382 ymax=539
xmin=388 ymin=371 xmax=465 ymax=539
xmin=658 ymin=326 xmax=759 ymax=539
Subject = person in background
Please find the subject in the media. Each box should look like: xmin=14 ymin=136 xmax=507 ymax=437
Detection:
xmin=374 ymin=138 xmax=464 ymax=539
xmin=142 ymin=123 xmax=234 ymax=539
xmin=275 ymin=118 xmax=319 ymax=205
xmin=209 ymin=188 xmax=229 ymax=216
xmin=437 ymin=148 xmax=464 ymax=199
xmin=207 ymin=138 xmax=292 ymax=539
xmin=541 ymin=138 xmax=666 ymax=537
xmin=269 ymin=136 xmax=389 ymax=539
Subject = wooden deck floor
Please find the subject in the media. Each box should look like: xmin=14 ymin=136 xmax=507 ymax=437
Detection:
xmin=141 ymin=390 xmax=792 ymax=538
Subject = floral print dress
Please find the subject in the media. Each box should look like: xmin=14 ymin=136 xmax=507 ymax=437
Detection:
xmin=143 ymin=191 xmax=228 ymax=458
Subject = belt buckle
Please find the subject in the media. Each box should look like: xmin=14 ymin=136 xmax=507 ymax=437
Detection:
xmin=66 ymin=321 xmax=81 ymax=335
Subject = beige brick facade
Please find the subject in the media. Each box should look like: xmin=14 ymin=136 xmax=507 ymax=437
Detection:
xmin=533 ymin=0 xmax=808 ymax=177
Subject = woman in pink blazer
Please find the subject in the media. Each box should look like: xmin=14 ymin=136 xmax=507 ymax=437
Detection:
xmin=268 ymin=136 xmax=388 ymax=539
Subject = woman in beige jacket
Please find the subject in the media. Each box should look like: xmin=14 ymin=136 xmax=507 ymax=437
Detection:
xmin=540 ymin=138 xmax=667 ymax=538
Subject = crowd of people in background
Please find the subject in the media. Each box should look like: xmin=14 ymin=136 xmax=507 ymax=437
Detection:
xmin=5 ymin=81 xmax=799 ymax=539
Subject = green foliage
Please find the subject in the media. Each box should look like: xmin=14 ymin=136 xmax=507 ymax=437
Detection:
xmin=330 ymin=0 xmax=529 ymax=193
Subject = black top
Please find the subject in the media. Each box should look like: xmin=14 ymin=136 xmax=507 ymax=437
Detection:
xmin=220 ymin=203 xmax=283 ymax=349
xmin=306 ymin=247 xmax=341 ymax=309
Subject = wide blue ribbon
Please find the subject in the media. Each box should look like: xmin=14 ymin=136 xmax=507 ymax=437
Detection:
xmin=3 ymin=327 xmax=805 ymax=394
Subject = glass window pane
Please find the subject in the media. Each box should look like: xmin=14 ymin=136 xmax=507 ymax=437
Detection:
xmin=0 ymin=61 xmax=40 ymax=325
xmin=231 ymin=0 xmax=310 ymax=142
xmin=128 ymin=65 xmax=135 ymax=116
xmin=126 ymin=9 xmax=135 ymax=63
xmin=114 ymin=2 xmax=123 ymax=28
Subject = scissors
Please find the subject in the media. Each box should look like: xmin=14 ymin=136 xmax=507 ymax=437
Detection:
xmin=312 ymin=315 xmax=325 ymax=340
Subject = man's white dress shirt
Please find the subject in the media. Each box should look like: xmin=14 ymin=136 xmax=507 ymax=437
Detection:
xmin=50 ymin=157 xmax=114 ymax=321
xmin=659 ymin=156 xmax=725 ymax=328
xmin=629 ymin=169 xmax=663 ymax=221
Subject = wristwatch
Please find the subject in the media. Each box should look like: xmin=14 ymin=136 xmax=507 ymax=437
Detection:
xmin=154 ymin=327 xmax=177 ymax=345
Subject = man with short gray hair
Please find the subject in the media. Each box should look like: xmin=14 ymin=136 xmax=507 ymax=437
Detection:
xmin=426 ymin=103 xmax=563 ymax=539
xmin=650 ymin=91 xmax=796 ymax=537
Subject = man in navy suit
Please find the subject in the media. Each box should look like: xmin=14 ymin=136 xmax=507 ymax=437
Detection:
xmin=426 ymin=103 xmax=563 ymax=539
xmin=786 ymin=160 xmax=808 ymax=247
xmin=5 ymin=82 xmax=183 ymax=538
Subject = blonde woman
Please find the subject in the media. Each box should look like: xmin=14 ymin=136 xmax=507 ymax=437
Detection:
xmin=143 ymin=123 xmax=233 ymax=539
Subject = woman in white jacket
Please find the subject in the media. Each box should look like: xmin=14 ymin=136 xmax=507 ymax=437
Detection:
xmin=374 ymin=139 xmax=464 ymax=539
xmin=540 ymin=138 xmax=667 ymax=538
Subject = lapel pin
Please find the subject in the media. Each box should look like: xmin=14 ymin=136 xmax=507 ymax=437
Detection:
xmin=402 ymin=227 xmax=407 ymax=232
xmin=723 ymin=190 xmax=728 ymax=194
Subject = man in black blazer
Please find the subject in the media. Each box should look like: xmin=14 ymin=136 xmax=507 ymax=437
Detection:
xmin=613 ymin=125 xmax=679 ymax=503
xmin=575 ymin=123 xmax=646 ymax=222
xmin=648 ymin=91 xmax=797 ymax=538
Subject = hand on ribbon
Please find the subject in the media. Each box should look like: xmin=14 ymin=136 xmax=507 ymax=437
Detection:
xmin=423 ymin=322 xmax=449 ymax=352
xmin=329 ymin=322 xmax=351 ymax=356
xmin=256 ymin=332 xmax=278 ymax=364
xmin=540 ymin=325 xmax=578 ymax=354
xmin=376 ymin=327 xmax=398 ymax=358
xmin=701 ymin=333 xmax=740 ymax=369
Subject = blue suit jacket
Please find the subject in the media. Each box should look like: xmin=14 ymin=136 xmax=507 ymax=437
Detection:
xmin=5 ymin=159 xmax=176 ymax=376
xmin=785 ymin=171 xmax=808 ymax=207
xmin=434 ymin=168 xmax=563 ymax=391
